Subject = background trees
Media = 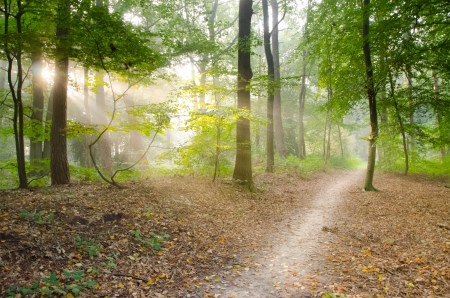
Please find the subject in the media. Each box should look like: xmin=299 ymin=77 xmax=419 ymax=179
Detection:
xmin=0 ymin=0 xmax=448 ymax=189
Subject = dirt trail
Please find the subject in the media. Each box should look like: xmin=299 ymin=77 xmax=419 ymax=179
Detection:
xmin=198 ymin=170 xmax=365 ymax=297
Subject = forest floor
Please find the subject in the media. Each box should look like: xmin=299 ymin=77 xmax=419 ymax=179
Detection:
xmin=1 ymin=169 xmax=449 ymax=297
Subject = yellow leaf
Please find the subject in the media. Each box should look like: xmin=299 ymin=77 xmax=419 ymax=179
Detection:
xmin=118 ymin=283 xmax=124 ymax=288
xmin=2 ymin=227 xmax=8 ymax=231
xmin=67 ymin=293 xmax=75 ymax=298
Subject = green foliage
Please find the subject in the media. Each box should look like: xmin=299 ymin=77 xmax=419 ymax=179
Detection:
xmin=130 ymin=229 xmax=169 ymax=251
xmin=323 ymin=293 xmax=346 ymax=298
xmin=274 ymin=154 xmax=365 ymax=176
xmin=6 ymin=270 xmax=96 ymax=297
xmin=75 ymin=236 xmax=101 ymax=259
xmin=103 ymin=254 xmax=117 ymax=269
xmin=19 ymin=209 xmax=54 ymax=225
xmin=69 ymin=165 xmax=99 ymax=182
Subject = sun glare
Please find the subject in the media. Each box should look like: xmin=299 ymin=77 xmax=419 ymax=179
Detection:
xmin=41 ymin=66 xmax=54 ymax=83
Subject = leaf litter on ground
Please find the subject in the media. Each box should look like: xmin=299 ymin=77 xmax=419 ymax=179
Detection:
xmin=0 ymin=170 xmax=449 ymax=297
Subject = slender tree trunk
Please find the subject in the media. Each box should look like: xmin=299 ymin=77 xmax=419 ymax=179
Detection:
xmin=271 ymin=0 xmax=286 ymax=158
xmin=94 ymin=72 xmax=112 ymax=173
xmin=123 ymin=87 xmax=147 ymax=166
xmin=337 ymin=123 xmax=344 ymax=157
xmin=262 ymin=0 xmax=274 ymax=172
xmin=50 ymin=0 xmax=71 ymax=185
xmin=387 ymin=64 xmax=408 ymax=174
xmin=30 ymin=55 xmax=45 ymax=175
xmin=362 ymin=0 xmax=378 ymax=191
xmin=233 ymin=0 xmax=253 ymax=189
xmin=82 ymin=67 xmax=92 ymax=168
xmin=406 ymin=73 xmax=415 ymax=154
xmin=378 ymin=86 xmax=388 ymax=162
xmin=0 ymin=60 xmax=6 ymax=89
xmin=93 ymin=0 xmax=112 ymax=174
xmin=327 ymin=87 xmax=332 ymax=160
xmin=299 ymin=0 xmax=311 ymax=160
xmin=4 ymin=2 xmax=27 ymax=188
xmin=43 ymin=91 xmax=53 ymax=160
xmin=298 ymin=50 xmax=307 ymax=160
xmin=433 ymin=75 xmax=445 ymax=159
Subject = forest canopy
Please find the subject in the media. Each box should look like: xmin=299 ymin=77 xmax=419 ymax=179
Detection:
xmin=0 ymin=0 xmax=449 ymax=189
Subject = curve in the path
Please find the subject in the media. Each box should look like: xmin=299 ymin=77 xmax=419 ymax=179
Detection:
xmin=194 ymin=170 xmax=364 ymax=298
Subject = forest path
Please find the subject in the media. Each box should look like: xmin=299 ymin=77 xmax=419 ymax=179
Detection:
xmin=196 ymin=170 xmax=365 ymax=298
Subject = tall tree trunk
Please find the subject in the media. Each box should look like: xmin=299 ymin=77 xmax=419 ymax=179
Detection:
xmin=271 ymin=0 xmax=286 ymax=158
xmin=406 ymin=72 xmax=415 ymax=154
xmin=298 ymin=50 xmax=307 ymax=160
xmin=378 ymin=85 xmax=388 ymax=162
xmin=50 ymin=0 xmax=71 ymax=185
xmin=387 ymin=64 xmax=408 ymax=174
xmin=123 ymin=87 xmax=147 ymax=166
xmin=433 ymin=75 xmax=445 ymax=159
xmin=43 ymin=91 xmax=53 ymax=160
xmin=94 ymin=72 xmax=112 ymax=174
xmin=82 ymin=67 xmax=92 ymax=168
xmin=337 ymin=123 xmax=344 ymax=158
xmin=0 ymin=60 xmax=6 ymax=89
xmin=233 ymin=0 xmax=253 ymax=189
xmin=362 ymin=0 xmax=379 ymax=191
xmin=298 ymin=0 xmax=310 ymax=160
xmin=4 ymin=4 xmax=27 ymax=188
xmin=262 ymin=0 xmax=274 ymax=172
xmin=93 ymin=0 xmax=112 ymax=174
xmin=30 ymin=55 xmax=45 ymax=175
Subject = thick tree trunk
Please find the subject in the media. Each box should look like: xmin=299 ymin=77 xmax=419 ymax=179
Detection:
xmin=362 ymin=0 xmax=378 ymax=191
xmin=271 ymin=0 xmax=286 ymax=158
xmin=262 ymin=0 xmax=274 ymax=172
xmin=50 ymin=2 xmax=71 ymax=185
xmin=233 ymin=0 xmax=253 ymax=189
xmin=30 ymin=56 xmax=45 ymax=175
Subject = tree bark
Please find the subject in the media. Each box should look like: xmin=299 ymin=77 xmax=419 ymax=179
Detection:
xmin=362 ymin=0 xmax=378 ymax=191
xmin=271 ymin=0 xmax=286 ymax=158
xmin=50 ymin=0 xmax=71 ymax=185
xmin=262 ymin=0 xmax=274 ymax=172
xmin=4 ymin=1 xmax=27 ymax=188
xmin=233 ymin=0 xmax=253 ymax=189
xmin=30 ymin=55 xmax=45 ymax=175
